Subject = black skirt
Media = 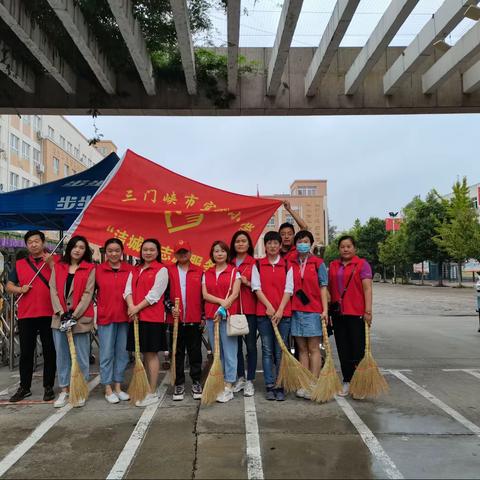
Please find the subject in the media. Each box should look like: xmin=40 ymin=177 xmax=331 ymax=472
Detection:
xmin=127 ymin=321 xmax=168 ymax=353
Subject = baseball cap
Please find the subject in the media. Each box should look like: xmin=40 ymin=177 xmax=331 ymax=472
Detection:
xmin=174 ymin=240 xmax=192 ymax=253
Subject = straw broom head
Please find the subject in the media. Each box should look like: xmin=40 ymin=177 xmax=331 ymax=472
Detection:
xmin=311 ymin=318 xmax=342 ymax=403
xmin=272 ymin=321 xmax=316 ymax=393
xmin=201 ymin=319 xmax=224 ymax=405
xmin=350 ymin=323 xmax=389 ymax=400
xmin=127 ymin=317 xmax=150 ymax=404
xmin=66 ymin=329 xmax=89 ymax=406
xmin=170 ymin=298 xmax=180 ymax=386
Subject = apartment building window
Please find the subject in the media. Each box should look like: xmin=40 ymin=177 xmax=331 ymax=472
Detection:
xmin=48 ymin=126 xmax=55 ymax=140
xmin=53 ymin=157 xmax=59 ymax=175
xmin=22 ymin=177 xmax=30 ymax=189
xmin=296 ymin=186 xmax=317 ymax=196
xmin=67 ymin=142 xmax=72 ymax=154
xmin=10 ymin=134 xmax=19 ymax=153
xmin=64 ymin=164 xmax=70 ymax=177
xmin=33 ymin=116 xmax=41 ymax=132
xmin=33 ymin=148 xmax=41 ymax=164
xmin=472 ymin=197 xmax=479 ymax=210
xmin=81 ymin=154 xmax=86 ymax=164
xmin=74 ymin=147 xmax=79 ymax=158
xmin=60 ymin=136 xmax=66 ymax=149
xmin=9 ymin=172 xmax=19 ymax=191
xmin=22 ymin=115 xmax=30 ymax=125
xmin=285 ymin=214 xmax=294 ymax=225
xmin=267 ymin=216 xmax=276 ymax=227
xmin=21 ymin=141 xmax=30 ymax=160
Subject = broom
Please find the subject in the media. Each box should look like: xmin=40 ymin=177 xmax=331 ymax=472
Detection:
xmin=201 ymin=318 xmax=224 ymax=405
xmin=127 ymin=316 xmax=150 ymax=404
xmin=349 ymin=322 xmax=389 ymax=399
xmin=311 ymin=318 xmax=342 ymax=403
xmin=170 ymin=298 xmax=180 ymax=386
xmin=66 ymin=329 xmax=89 ymax=406
xmin=272 ymin=322 xmax=316 ymax=393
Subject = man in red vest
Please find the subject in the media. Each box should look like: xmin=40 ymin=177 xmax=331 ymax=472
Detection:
xmin=166 ymin=240 xmax=203 ymax=401
xmin=279 ymin=200 xmax=308 ymax=260
xmin=6 ymin=231 xmax=57 ymax=402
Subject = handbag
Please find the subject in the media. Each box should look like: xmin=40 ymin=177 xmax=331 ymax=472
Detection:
xmin=225 ymin=269 xmax=249 ymax=337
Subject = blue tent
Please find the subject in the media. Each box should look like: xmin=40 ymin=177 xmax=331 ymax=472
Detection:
xmin=0 ymin=152 xmax=119 ymax=230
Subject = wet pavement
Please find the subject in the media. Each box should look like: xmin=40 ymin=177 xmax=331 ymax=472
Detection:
xmin=0 ymin=283 xmax=479 ymax=479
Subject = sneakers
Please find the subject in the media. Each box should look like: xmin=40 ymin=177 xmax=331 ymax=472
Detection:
xmin=43 ymin=387 xmax=55 ymax=402
xmin=54 ymin=391 xmax=69 ymax=408
xmin=274 ymin=388 xmax=286 ymax=401
xmin=338 ymin=382 xmax=350 ymax=397
xmin=191 ymin=382 xmax=203 ymax=400
xmin=265 ymin=386 xmax=276 ymax=401
xmin=296 ymin=388 xmax=306 ymax=399
xmin=243 ymin=380 xmax=255 ymax=397
xmin=105 ymin=392 xmax=120 ymax=404
xmin=135 ymin=392 xmax=158 ymax=407
xmin=73 ymin=398 xmax=86 ymax=408
xmin=173 ymin=384 xmax=185 ymax=401
xmin=233 ymin=377 xmax=246 ymax=393
xmin=9 ymin=386 xmax=32 ymax=403
xmin=116 ymin=391 xmax=130 ymax=401
xmin=216 ymin=386 xmax=234 ymax=403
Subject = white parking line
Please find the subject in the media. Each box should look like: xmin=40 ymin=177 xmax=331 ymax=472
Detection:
xmin=106 ymin=374 xmax=169 ymax=480
xmin=335 ymin=396 xmax=404 ymax=479
xmin=443 ymin=368 xmax=480 ymax=381
xmin=0 ymin=375 xmax=101 ymax=477
xmin=389 ymin=370 xmax=480 ymax=437
xmin=244 ymin=396 xmax=264 ymax=480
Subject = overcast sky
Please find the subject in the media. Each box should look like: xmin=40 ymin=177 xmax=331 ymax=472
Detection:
xmin=67 ymin=114 xmax=479 ymax=231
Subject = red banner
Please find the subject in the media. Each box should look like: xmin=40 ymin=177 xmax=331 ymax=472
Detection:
xmin=72 ymin=150 xmax=282 ymax=269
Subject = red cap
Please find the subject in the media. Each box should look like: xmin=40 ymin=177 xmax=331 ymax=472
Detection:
xmin=174 ymin=240 xmax=191 ymax=253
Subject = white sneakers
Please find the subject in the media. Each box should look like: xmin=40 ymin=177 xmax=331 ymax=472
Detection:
xmin=105 ymin=391 xmax=130 ymax=404
xmin=73 ymin=398 xmax=86 ymax=408
xmin=54 ymin=392 xmax=69 ymax=408
xmin=296 ymin=387 xmax=312 ymax=400
xmin=117 ymin=391 xmax=130 ymax=401
xmin=338 ymin=382 xmax=350 ymax=397
xmin=233 ymin=378 xmax=255 ymax=397
xmin=233 ymin=377 xmax=246 ymax=393
xmin=216 ymin=386 xmax=234 ymax=403
xmin=135 ymin=392 xmax=158 ymax=407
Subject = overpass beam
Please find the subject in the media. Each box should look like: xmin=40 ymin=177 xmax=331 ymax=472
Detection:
xmin=0 ymin=0 xmax=76 ymax=94
xmin=107 ymin=0 xmax=155 ymax=95
xmin=384 ymin=0 xmax=478 ymax=95
xmin=46 ymin=0 xmax=116 ymax=94
xmin=266 ymin=0 xmax=303 ymax=96
xmin=227 ymin=0 xmax=241 ymax=94
xmin=169 ymin=0 xmax=197 ymax=95
xmin=345 ymin=0 xmax=419 ymax=95
xmin=305 ymin=0 xmax=360 ymax=96
xmin=0 ymin=39 xmax=35 ymax=92
xmin=422 ymin=20 xmax=480 ymax=94
xmin=463 ymin=59 xmax=480 ymax=93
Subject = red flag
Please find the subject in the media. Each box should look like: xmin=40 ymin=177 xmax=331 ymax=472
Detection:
xmin=71 ymin=150 xmax=281 ymax=268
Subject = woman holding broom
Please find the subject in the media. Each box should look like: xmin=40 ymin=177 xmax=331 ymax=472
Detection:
xmin=328 ymin=235 xmax=373 ymax=397
xmin=290 ymin=230 xmax=329 ymax=399
xmin=50 ymin=236 xmax=95 ymax=408
xmin=202 ymin=240 xmax=241 ymax=403
xmin=124 ymin=239 xmax=169 ymax=407
xmin=95 ymin=238 xmax=133 ymax=404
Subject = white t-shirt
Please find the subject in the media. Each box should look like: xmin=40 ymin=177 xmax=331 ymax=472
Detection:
xmin=123 ymin=266 xmax=169 ymax=304
xmin=250 ymin=255 xmax=294 ymax=294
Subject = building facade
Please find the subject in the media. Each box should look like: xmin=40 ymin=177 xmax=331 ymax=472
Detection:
xmin=256 ymin=180 xmax=328 ymax=257
xmin=0 ymin=115 xmax=116 ymax=192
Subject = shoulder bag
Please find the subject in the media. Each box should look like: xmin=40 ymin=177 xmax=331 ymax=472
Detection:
xmin=225 ymin=268 xmax=249 ymax=337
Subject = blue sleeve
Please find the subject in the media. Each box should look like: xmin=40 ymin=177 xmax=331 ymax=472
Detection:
xmin=318 ymin=263 xmax=328 ymax=286
xmin=8 ymin=267 xmax=19 ymax=284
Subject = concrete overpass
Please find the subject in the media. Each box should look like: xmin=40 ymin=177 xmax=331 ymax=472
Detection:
xmin=2 ymin=0 xmax=480 ymax=115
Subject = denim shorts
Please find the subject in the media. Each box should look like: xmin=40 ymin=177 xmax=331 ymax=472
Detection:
xmin=291 ymin=311 xmax=322 ymax=337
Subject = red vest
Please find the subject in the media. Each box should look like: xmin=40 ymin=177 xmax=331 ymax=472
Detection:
xmin=255 ymin=256 xmax=292 ymax=317
xmin=15 ymin=256 xmax=54 ymax=319
xmin=95 ymin=262 xmax=133 ymax=326
xmin=231 ymin=255 xmax=257 ymax=315
xmin=132 ymin=261 xmax=166 ymax=323
xmin=281 ymin=245 xmax=297 ymax=261
xmin=204 ymin=264 xmax=239 ymax=319
xmin=166 ymin=263 xmax=203 ymax=324
xmin=54 ymin=261 xmax=95 ymax=317
xmin=290 ymin=255 xmax=324 ymax=313
xmin=328 ymin=256 xmax=366 ymax=316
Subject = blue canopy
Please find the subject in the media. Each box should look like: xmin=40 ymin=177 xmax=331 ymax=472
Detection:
xmin=0 ymin=152 xmax=119 ymax=230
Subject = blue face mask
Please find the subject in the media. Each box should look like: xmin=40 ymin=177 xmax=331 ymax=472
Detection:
xmin=296 ymin=243 xmax=310 ymax=254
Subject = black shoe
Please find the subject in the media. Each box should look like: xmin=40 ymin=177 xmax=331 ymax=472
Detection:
xmin=265 ymin=386 xmax=276 ymax=401
xmin=274 ymin=387 xmax=286 ymax=401
xmin=191 ymin=382 xmax=203 ymax=400
xmin=43 ymin=387 xmax=55 ymax=402
xmin=173 ymin=384 xmax=185 ymax=401
xmin=9 ymin=386 xmax=32 ymax=403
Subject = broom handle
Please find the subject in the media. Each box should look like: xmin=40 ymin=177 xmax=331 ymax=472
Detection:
xmin=321 ymin=318 xmax=331 ymax=357
xmin=66 ymin=328 xmax=77 ymax=361
xmin=364 ymin=322 xmax=371 ymax=355
xmin=133 ymin=317 xmax=141 ymax=360
xmin=214 ymin=319 xmax=220 ymax=358
xmin=171 ymin=298 xmax=180 ymax=386
xmin=272 ymin=321 xmax=290 ymax=355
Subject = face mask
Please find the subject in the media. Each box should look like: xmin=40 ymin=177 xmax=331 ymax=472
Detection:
xmin=296 ymin=243 xmax=310 ymax=254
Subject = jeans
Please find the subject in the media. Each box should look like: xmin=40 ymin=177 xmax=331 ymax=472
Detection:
xmin=18 ymin=317 xmax=56 ymax=389
xmin=257 ymin=316 xmax=291 ymax=387
xmin=206 ymin=319 xmax=238 ymax=383
xmin=52 ymin=329 xmax=90 ymax=388
xmin=237 ymin=314 xmax=258 ymax=381
xmin=98 ymin=322 xmax=129 ymax=385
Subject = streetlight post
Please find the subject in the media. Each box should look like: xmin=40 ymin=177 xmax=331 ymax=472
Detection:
xmin=389 ymin=211 xmax=399 ymax=285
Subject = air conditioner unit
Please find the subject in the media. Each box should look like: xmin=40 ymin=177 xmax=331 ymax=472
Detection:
xmin=36 ymin=131 xmax=44 ymax=140
xmin=35 ymin=162 xmax=45 ymax=173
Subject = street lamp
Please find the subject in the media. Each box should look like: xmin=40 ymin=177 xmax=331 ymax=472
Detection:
xmin=389 ymin=211 xmax=399 ymax=285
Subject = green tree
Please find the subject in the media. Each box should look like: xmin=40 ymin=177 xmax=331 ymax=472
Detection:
xmin=434 ymin=178 xmax=480 ymax=286
xmin=378 ymin=225 xmax=411 ymax=283
xmin=356 ymin=217 xmax=389 ymax=273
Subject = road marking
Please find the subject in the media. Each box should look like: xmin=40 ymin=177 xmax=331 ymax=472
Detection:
xmin=335 ymin=396 xmax=404 ymax=479
xmin=106 ymin=374 xmax=169 ymax=480
xmin=0 ymin=382 xmax=19 ymax=396
xmin=244 ymin=396 xmax=264 ymax=480
xmin=0 ymin=375 xmax=100 ymax=477
xmin=389 ymin=370 xmax=480 ymax=437
xmin=443 ymin=368 xmax=480 ymax=382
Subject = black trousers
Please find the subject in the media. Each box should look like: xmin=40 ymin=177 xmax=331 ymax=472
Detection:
xmin=18 ymin=316 xmax=56 ymax=389
xmin=332 ymin=315 xmax=365 ymax=383
xmin=169 ymin=323 xmax=203 ymax=386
